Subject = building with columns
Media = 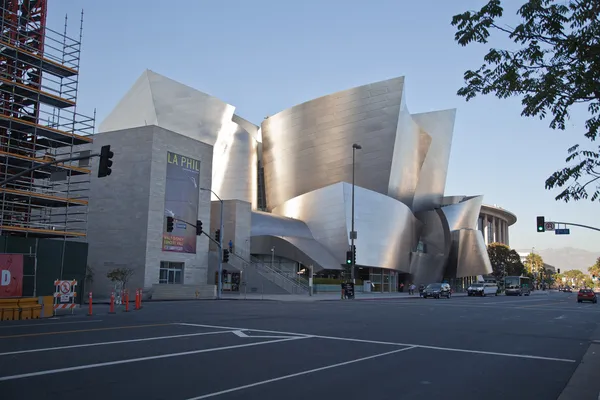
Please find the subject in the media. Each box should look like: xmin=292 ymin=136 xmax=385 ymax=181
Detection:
xmin=478 ymin=204 xmax=517 ymax=246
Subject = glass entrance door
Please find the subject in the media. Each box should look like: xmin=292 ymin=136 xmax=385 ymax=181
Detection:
xmin=159 ymin=261 xmax=184 ymax=284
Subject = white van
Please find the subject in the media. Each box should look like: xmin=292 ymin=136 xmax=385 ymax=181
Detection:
xmin=467 ymin=282 xmax=498 ymax=296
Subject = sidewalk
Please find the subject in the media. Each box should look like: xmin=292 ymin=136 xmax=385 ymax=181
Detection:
xmin=221 ymin=289 xmax=550 ymax=302
xmin=221 ymin=291 xmax=468 ymax=302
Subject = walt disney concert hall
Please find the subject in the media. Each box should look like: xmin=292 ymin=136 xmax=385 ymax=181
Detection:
xmin=89 ymin=70 xmax=492 ymax=296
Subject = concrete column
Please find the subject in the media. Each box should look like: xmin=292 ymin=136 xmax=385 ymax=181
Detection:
xmin=491 ymin=217 xmax=497 ymax=243
xmin=504 ymin=222 xmax=509 ymax=246
xmin=483 ymin=215 xmax=489 ymax=244
xmin=497 ymin=219 xmax=502 ymax=244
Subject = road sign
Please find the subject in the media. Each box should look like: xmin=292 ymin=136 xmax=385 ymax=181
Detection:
xmin=555 ymin=228 xmax=570 ymax=235
xmin=53 ymin=279 xmax=77 ymax=315
xmin=59 ymin=281 xmax=71 ymax=294
xmin=545 ymin=222 xmax=555 ymax=231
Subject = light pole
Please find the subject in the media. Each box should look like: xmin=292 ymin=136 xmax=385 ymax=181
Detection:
xmin=350 ymin=143 xmax=361 ymax=283
xmin=201 ymin=187 xmax=224 ymax=299
xmin=271 ymin=246 xmax=275 ymax=268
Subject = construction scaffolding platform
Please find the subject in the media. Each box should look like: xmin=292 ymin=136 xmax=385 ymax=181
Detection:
xmin=0 ymin=0 xmax=95 ymax=239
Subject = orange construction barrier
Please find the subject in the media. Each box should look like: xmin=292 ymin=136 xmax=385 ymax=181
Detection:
xmin=87 ymin=292 xmax=93 ymax=316
xmin=124 ymin=290 xmax=129 ymax=312
xmin=109 ymin=292 xmax=115 ymax=314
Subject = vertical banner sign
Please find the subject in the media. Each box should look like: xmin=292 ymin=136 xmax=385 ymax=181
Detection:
xmin=0 ymin=254 xmax=23 ymax=298
xmin=162 ymin=152 xmax=201 ymax=253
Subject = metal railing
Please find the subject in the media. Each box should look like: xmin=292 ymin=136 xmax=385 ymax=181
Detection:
xmin=249 ymin=255 xmax=310 ymax=292
xmin=232 ymin=251 xmax=309 ymax=294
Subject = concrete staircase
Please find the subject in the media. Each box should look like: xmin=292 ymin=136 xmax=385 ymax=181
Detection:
xmin=150 ymin=284 xmax=216 ymax=300
xmin=232 ymin=252 xmax=310 ymax=295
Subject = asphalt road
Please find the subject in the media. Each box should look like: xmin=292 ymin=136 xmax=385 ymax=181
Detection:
xmin=0 ymin=291 xmax=599 ymax=400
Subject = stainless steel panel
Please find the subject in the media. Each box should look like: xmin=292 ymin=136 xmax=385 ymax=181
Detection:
xmin=261 ymin=77 xmax=405 ymax=210
xmin=388 ymin=93 xmax=425 ymax=207
xmin=411 ymin=109 xmax=456 ymax=212
xmin=442 ymin=195 xmax=484 ymax=231
xmin=454 ymin=229 xmax=493 ymax=277
xmin=415 ymin=208 xmax=452 ymax=257
xmin=251 ymin=235 xmax=342 ymax=271
xmin=99 ymin=70 xmax=259 ymax=205
xmin=409 ymin=253 xmax=448 ymax=285
xmin=212 ymin=123 xmax=257 ymax=206
xmin=251 ymin=211 xmax=315 ymax=239
xmin=410 ymin=208 xmax=452 ymax=283
xmin=273 ymin=182 xmax=420 ymax=272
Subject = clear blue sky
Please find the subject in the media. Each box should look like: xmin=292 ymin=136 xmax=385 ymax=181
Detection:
xmin=48 ymin=0 xmax=599 ymax=252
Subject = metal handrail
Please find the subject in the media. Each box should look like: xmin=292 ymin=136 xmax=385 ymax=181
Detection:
xmin=249 ymin=255 xmax=310 ymax=290
xmin=232 ymin=251 xmax=308 ymax=294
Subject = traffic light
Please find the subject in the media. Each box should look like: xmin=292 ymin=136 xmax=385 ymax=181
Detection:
xmin=97 ymin=145 xmax=114 ymax=178
xmin=352 ymin=245 xmax=356 ymax=265
xmin=215 ymin=229 xmax=220 ymax=243
xmin=196 ymin=220 xmax=202 ymax=236
xmin=537 ymin=216 xmax=545 ymax=232
xmin=345 ymin=251 xmax=352 ymax=265
xmin=166 ymin=216 xmax=174 ymax=233
xmin=223 ymin=249 xmax=230 ymax=263
xmin=557 ymin=268 xmax=561 ymax=274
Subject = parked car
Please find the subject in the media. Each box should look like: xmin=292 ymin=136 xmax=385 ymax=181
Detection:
xmin=577 ymin=288 xmax=597 ymax=303
xmin=422 ymin=283 xmax=451 ymax=299
xmin=467 ymin=283 xmax=498 ymax=297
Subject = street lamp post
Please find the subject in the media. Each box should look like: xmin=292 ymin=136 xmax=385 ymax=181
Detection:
xmin=201 ymin=187 xmax=224 ymax=299
xmin=271 ymin=246 xmax=275 ymax=268
xmin=350 ymin=143 xmax=362 ymax=283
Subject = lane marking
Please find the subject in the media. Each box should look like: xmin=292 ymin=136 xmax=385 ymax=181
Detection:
xmin=229 ymin=330 xmax=299 ymax=339
xmin=555 ymin=315 xmax=567 ymax=320
xmin=0 ymin=323 xmax=173 ymax=339
xmin=178 ymin=323 xmax=576 ymax=363
xmin=185 ymin=346 xmax=417 ymax=399
xmin=0 ymin=336 xmax=308 ymax=382
xmin=0 ymin=330 xmax=236 ymax=357
xmin=0 ymin=320 xmax=103 ymax=329
xmin=348 ymin=300 xmax=600 ymax=314
xmin=482 ymin=298 xmax=549 ymax=305
xmin=518 ymin=302 xmax=571 ymax=309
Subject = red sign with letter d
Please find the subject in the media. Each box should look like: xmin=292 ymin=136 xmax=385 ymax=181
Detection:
xmin=0 ymin=254 xmax=23 ymax=298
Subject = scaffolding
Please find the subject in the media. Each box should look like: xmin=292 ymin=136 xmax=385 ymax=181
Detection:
xmin=0 ymin=0 xmax=95 ymax=239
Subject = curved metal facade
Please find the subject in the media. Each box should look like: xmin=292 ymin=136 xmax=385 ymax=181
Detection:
xmin=100 ymin=71 xmax=507 ymax=284
xmin=442 ymin=195 xmax=483 ymax=231
xmin=273 ymin=182 xmax=421 ymax=272
xmin=100 ymin=70 xmax=258 ymax=205
xmin=261 ymin=77 xmax=405 ymax=210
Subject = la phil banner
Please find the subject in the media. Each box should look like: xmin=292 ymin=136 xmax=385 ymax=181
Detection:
xmin=0 ymin=254 xmax=23 ymax=298
xmin=162 ymin=151 xmax=201 ymax=253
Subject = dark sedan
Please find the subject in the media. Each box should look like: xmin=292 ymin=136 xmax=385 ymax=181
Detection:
xmin=422 ymin=283 xmax=451 ymax=299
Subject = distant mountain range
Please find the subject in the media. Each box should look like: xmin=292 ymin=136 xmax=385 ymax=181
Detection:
xmin=515 ymin=247 xmax=599 ymax=273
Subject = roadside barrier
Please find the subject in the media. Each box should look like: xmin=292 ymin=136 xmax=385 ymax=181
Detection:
xmin=124 ymin=290 xmax=130 ymax=312
xmin=109 ymin=292 xmax=116 ymax=314
xmin=1 ymin=298 xmax=43 ymax=321
xmin=87 ymin=292 xmax=93 ymax=316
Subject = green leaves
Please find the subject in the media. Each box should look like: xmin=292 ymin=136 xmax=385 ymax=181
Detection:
xmin=452 ymin=0 xmax=600 ymax=202
xmin=487 ymin=242 xmax=525 ymax=278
